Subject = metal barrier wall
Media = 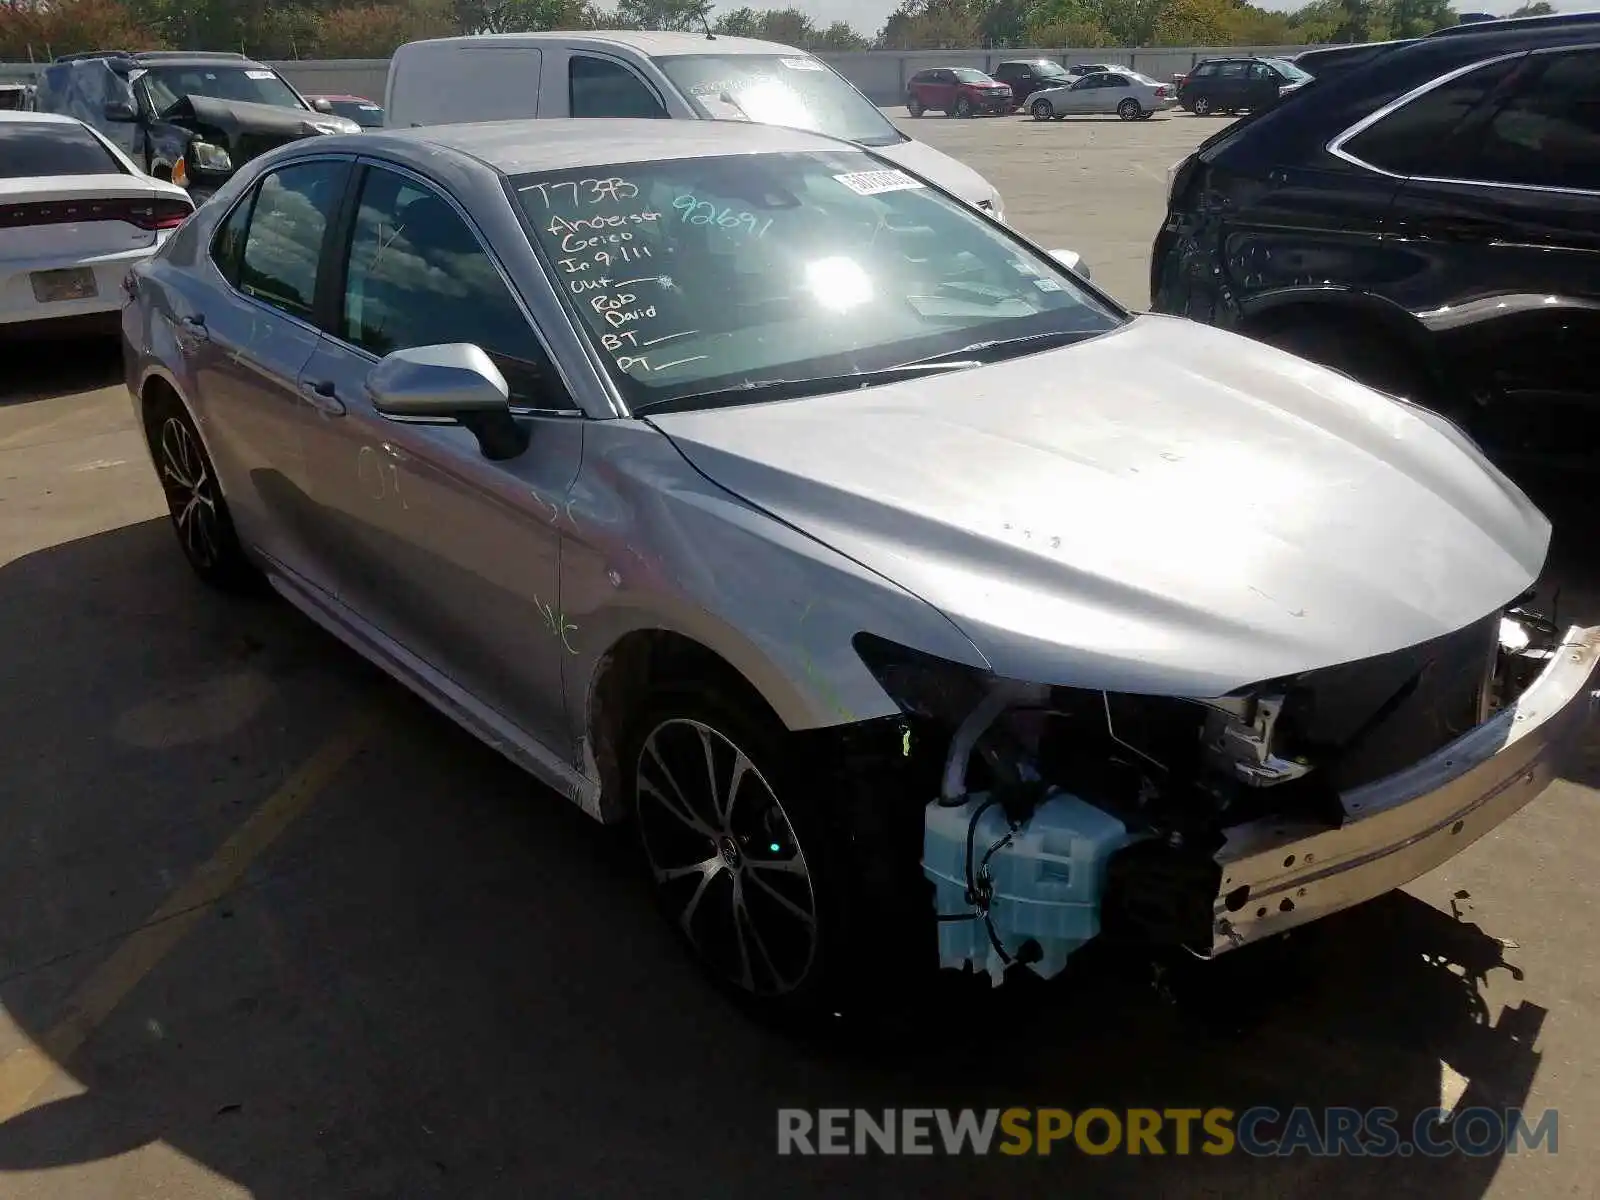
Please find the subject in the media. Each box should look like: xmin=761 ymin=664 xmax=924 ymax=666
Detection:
xmin=3 ymin=43 xmax=1328 ymax=107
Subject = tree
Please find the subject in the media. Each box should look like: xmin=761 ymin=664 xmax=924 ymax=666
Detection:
xmin=312 ymin=0 xmax=453 ymax=55
xmin=814 ymin=20 xmax=869 ymax=48
xmin=0 ymin=0 xmax=165 ymax=58
xmin=1509 ymin=0 xmax=1554 ymax=13
xmin=876 ymin=0 xmax=982 ymax=49
xmin=613 ymin=0 xmax=712 ymax=31
xmin=1150 ymin=0 xmax=1236 ymax=44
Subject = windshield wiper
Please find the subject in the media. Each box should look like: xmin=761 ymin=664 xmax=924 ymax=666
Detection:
xmin=630 ymin=360 xmax=978 ymax=416
xmin=899 ymin=327 xmax=1099 ymax=367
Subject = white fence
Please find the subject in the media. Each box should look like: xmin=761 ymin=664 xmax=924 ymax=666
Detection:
xmin=3 ymin=44 xmax=1325 ymax=106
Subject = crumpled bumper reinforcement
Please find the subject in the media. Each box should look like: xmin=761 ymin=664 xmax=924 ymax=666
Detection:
xmin=1209 ymin=624 xmax=1600 ymax=954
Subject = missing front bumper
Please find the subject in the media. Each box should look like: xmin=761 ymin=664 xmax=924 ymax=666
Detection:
xmin=1206 ymin=624 xmax=1600 ymax=955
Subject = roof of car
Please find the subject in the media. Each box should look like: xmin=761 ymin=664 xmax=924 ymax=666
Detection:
xmin=0 ymin=110 xmax=78 ymax=125
xmin=311 ymin=94 xmax=378 ymax=103
xmin=407 ymin=30 xmax=803 ymax=58
xmin=360 ymin=117 xmax=851 ymax=176
xmin=135 ymin=52 xmax=270 ymax=67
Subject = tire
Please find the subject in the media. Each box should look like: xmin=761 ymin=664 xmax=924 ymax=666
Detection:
xmin=144 ymin=387 xmax=260 ymax=592
xmin=1030 ymin=97 xmax=1054 ymax=121
xmin=954 ymin=95 xmax=973 ymax=118
xmin=626 ymin=685 xmax=839 ymax=1018
xmin=1192 ymin=96 xmax=1212 ymax=116
xmin=1117 ymin=98 xmax=1141 ymax=120
xmin=907 ymin=96 xmax=923 ymax=117
xmin=1138 ymin=110 xmax=1154 ymax=120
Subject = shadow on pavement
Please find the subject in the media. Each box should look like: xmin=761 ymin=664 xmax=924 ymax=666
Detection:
xmin=0 ymin=336 xmax=124 ymax=407
xmin=0 ymin=475 xmax=1594 ymax=1195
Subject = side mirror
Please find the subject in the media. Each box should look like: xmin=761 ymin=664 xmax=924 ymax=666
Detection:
xmin=1048 ymin=248 xmax=1091 ymax=280
xmin=103 ymin=100 xmax=139 ymax=122
xmin=311 ymin=97 xmax=334 ymax=113
xmin=366 ymin=344 xmax=529 ymax=461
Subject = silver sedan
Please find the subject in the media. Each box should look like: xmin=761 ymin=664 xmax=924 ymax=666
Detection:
xmin=1027 ymin=69 xmax=1177 ymax=121
xmin=123 ymin=118 xmax=1597 ymax=1019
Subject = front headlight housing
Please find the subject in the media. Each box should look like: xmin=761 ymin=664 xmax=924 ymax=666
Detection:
xmin=187 ymin=141 xmax=232 ymax=173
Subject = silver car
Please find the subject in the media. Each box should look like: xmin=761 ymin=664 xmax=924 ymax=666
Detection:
xmin=124 ymin=118 xmax=1597 ymax=1016
xmin=1027 ymin=69 xmax=1176 ymax=121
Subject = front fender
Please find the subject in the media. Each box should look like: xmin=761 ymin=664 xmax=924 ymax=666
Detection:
xmin=560 ymin=421 xmax=991 ymax=747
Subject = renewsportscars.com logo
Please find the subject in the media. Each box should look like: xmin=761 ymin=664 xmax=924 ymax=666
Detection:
xmin=776 ymin=1106 xmax=1560 ymax=1157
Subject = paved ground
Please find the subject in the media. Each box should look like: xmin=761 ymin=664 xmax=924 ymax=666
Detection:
xmin=1 ymin=112 xmax=1598 ymax=1199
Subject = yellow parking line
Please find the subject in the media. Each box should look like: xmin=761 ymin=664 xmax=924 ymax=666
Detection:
xmin=0 ymin=707 xmax=380 ymax=1123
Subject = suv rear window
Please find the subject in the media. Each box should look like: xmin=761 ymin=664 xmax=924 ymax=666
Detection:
xmin=0 ymin=120 xmax=123 ymax=178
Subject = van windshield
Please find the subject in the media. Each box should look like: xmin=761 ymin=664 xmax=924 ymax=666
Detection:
xmin=655 ymin=54 xmax=908 ymax=148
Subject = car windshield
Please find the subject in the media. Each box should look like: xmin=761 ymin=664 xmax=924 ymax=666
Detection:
xmin=1263 ymin=57 xmax=1313 ymax=83
xmin=1033 ymin=64 xmax=1072 ymax=79
xmin=512 ymin=150 xmax=1123 ymax=413
xmin=0 ymin=121 xmax=122 ymax=178
xmin=655 ymin=54 xmax=906 ymax=148
xmin=326 ymin=99 xmax=384 ymax=127
xmin=138 ymin=65 xmax=308 ymax=118
xmin=952 ymin=69 xmax=993 ymax=83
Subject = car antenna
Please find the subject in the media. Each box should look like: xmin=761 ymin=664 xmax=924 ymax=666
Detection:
xmin=699 ymin=15 xmax=716 ymax=38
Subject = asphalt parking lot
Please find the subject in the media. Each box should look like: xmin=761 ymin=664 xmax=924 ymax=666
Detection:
xmin=2 ymin=110 xmax=1599 ymax=1199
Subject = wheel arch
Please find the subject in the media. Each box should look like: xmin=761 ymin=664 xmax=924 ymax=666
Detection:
xmin=1237 ymin=289 xmax=1452 ymax=396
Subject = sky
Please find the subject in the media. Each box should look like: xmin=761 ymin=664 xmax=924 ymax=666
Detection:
xmin=731 ymin=0 xmax=1598 ymax=46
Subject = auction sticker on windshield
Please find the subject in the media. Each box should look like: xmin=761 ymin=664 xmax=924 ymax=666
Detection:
xmin=833 ymin=170 xmax=924 ymax=196
xmin=781 ymin=57 xmax=825 ymax=70
xmin=245 ymin=70 xmax=275 ymax=79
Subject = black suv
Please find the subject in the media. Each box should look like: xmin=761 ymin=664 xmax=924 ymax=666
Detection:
xmin=991 ymin=59 xmax=1076 ymax=108
xmin=1152 ymin=14 xmax=1600 ymax=466
xmin=35 ymin=51 xmax=357 ymax=199
xmin=1177 ymin=56 xmax=1312 ymax=116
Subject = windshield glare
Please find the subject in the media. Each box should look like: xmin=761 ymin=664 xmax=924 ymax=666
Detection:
xmin=139 ymin=66 xmax=307 ymax=117
xmin=953 ymin=69 xmax=994 ymax=83
xmin=1263 ymin=57 xmax=1313 ymax=82
xmin=513 ymin=151 xmax=1122 ymax=411
xmin=656 ymin=54 xmax=906 ymax=147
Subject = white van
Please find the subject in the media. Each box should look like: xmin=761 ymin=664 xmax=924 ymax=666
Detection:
xmin=385 ymin=31 xmax=1006 ymax=221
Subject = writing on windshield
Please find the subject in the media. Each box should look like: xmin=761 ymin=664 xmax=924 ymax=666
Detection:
xmin=514 ymin=151 xmax=1123 ymax=411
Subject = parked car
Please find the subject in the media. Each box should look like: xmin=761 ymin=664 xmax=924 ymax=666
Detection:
xmin=0 ymin=82 xmax=28 ymax=111
xmin=1 ymin=112 xmax=192 ymax=340
xmin=35 ymin=51 xmax=360 ymax=200
xmin=1177 ymin=55 xmax=1312 ymax=116
xmin=1152 ymin=13 xmax=1600 ymax=468
xmin=1027 ymin=70 xmax=1175 ymax=121
xmin=307 ymin=94 xmax=385 ymax=128
xmin=1067 ymin=62 xmax=1125 ymax=77
xmin=905 ymin=67 xmax=1013 ymax=118
xmin=124 ymin=117 xmax=1596 ymax=1016
xmin=387 ymin=32 xmax=1006 ymax=222
xmin=991 ymin=58 xmax=1076 ymax=108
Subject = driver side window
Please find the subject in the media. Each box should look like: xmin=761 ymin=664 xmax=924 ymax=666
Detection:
xmin=339 ymin=167 xmax=564 ymax=408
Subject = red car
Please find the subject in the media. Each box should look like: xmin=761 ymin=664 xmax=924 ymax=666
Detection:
xmin=905 ymin=68 xmax=1013 ymax=118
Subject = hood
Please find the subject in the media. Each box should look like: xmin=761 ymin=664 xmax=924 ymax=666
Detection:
xmin=873 ymin=139 xmax=996 ymax=210
xmin=649 ymin=315 xmax=1549 ymax=698
xmin=177 ymin=95 xmax=351 ymax=145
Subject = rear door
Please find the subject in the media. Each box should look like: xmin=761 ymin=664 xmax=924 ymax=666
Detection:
xmin=1214 ymin=61 xmax=1249 ymax=108
xmin=1384 ymin=45 xmax=1600 ymax=459
xmin=183 ymin=157 xmax=351 ymax=575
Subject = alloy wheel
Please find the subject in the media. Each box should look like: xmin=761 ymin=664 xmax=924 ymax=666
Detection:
xmin=157 ymin=415 xmax=221 ymax=571
xmin=1193 ymin=97 xmax=1211 ymax=116
xmin=1031 ymin=98 xmax=1053 ymax=121
xmin=955 ymin=96 xmax=973 ymax=118
xmin=635 ymin=718 xmax=818 ymax=997
xmin=1118 ymin=98 xmax=1140 ymax=120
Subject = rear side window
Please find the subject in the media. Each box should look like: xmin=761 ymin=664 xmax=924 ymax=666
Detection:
xmin=1192 ymin=63 xmax=1218 ymax=77
xmin=1218 ymin=62 xmax=1248 ymax=78
xmin=1468 ymin=50 xmax=1600 ymax=191
xmin=0 ymin=121 xmax=123 ymax=179
xmin=237 ymin=160 xmax=347 ymax=321
xmin=1339 ymin=57 xmax=1521 ymax=177
xmin=569 ymin=56 xmax=667 ymax=119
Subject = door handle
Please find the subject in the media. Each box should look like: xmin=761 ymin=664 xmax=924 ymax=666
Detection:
xmin=177 ymin=313 xmax=208 ymax=341
xmin=299 ymin=378 xmax=347 ymax=416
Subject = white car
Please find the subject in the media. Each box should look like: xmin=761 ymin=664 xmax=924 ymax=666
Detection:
xmin=1 ymin=111 xmax=193 ymax=337
xmin=1027 ymin=69 xmax=1177 ymax=122
xmin=384 ymin=31 xmax=1007 ymax=222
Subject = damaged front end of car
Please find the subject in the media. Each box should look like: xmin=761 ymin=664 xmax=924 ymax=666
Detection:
xmin=853 ymin=601 xmax=1600 ymax=986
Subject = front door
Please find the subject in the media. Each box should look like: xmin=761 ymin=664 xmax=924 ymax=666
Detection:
xmin=294 ymin=162 xmax=585 ymax=748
